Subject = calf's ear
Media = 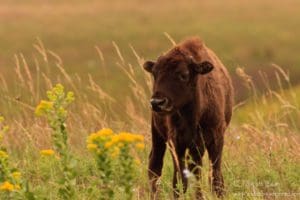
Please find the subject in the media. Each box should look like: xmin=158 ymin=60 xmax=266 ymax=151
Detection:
xmin=143 ymin=61 xmax=155 ymax=73
xmin=193 ymin=61 xmax=214 ymax=75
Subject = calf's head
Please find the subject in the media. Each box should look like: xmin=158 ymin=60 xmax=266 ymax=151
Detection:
xmin=144 ymin=51 xmax=214 ymax=114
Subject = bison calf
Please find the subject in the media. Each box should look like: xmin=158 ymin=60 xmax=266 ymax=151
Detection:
xmin=144 ymin=37 xmax=233 ymax=199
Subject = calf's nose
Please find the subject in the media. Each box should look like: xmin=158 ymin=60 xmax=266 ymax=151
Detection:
xmin=150 ymin=98 xmax=168 ymax=110
xmin=150 ymin=98 xmax=166 ymax=106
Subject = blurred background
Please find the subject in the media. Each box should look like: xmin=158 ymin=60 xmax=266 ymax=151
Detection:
xmin=1 ymin=0 xmax=300 ymax=102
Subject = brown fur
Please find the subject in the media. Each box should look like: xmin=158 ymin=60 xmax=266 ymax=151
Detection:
xmin=144 ymin=37 xmax=234 ymax=199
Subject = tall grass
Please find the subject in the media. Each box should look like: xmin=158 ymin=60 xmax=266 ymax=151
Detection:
xmin=0 ymin=38 xmax=299 ymax=199
xmin=0 ymin=38 xmax=151 ymax=150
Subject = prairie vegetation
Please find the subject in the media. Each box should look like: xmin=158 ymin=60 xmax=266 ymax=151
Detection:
xmin=0 ymin=0 xmax=299 ymax=199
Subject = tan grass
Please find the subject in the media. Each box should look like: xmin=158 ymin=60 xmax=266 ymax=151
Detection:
xmin=0 ymin=38 xmax=299 ymax=199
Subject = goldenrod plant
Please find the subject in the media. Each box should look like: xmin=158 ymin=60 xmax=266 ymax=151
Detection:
xmin=110 ymin=132 xmax=144 ymax=200
xmin=0 ymin=116 xmax=36 ymax=200
xmin=87 ymin=129 xmax=145 ymax=200
xmin=40 ymin=149 xmax=55 ymax=157
xmin=35 ymin=84 xmax=76 ymax=199
xmin=0 ymin=117 xmax=19 ymax=198
xmin=86 ymin=128 xmax=115 ymax=199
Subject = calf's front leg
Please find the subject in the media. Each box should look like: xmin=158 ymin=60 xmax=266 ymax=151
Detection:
xmin=148 ymin=127 xmax=166 ymax=199
xmin=171 ymin=148 xmax=188 ymax=199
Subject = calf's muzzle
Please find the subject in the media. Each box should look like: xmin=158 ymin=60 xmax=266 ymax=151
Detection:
xmin=150 ymin=97 xmax=171 ymax=112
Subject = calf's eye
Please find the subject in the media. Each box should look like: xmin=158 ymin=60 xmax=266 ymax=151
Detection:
xmin=178 ymin=73 xmax=189 ymax=82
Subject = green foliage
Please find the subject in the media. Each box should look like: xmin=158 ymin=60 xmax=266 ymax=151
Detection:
xmin=33 ymin=84 xmax=147 ymax=199
xmin=87 ymin=129 xmax=115 ymax=199
xmin=35 ymin=84 xmax=75 ymax=153
xmin=0 ymin=116 xmax=36 ymax=200
xmin=35 ymin=84 xmax=76 ymax=199
xmin=118 ymin=146 xmax=135 ymax=200
xmin=87 ymin=130 xmax=145 ymax=200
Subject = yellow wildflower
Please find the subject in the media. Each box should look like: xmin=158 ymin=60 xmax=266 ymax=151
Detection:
xmin=111 ymin=135 xmax=120 ymax=143
xmin=0 ymin=181 xmax=14 ymax=191
xmin=136 ymin=143 xmax=145 ymax=150
xmin=46 ymin=84 xmax=64 ymax=101
xmin=12 ymin=172 xmax=21 ymax=180
xmin=35 ymin=100 xmax=53 ymax=116
xmin=117 ymin=132 xmax=144 ymax=143
xmin=40 ymin=149 xmax=55 ymax=156
xmin=118 ymin=132 xmax=136 ymax=142
xmin=0 ymin=150 xmax=8 ymax=159
xmin=87 ymin=143 xmax=98 ymax=151
xmin=134 ymin=134 xmax=144 ymax=142
xmin=57 ymin=107 xmax=67 ymax=117
xmin=103 ymin=132 xmax=145 ymax=149
xmin=104 ymin=141 xmax=113 ymax=149
xmin=66 ymin=91 xmax=75 ymax=103
xmin=97 ymin=128 xmax=113 ymax=137
xmin=117 ymin=143 xmax=124 ymax=148
xmin=111 ymin=147 xmax=120 ymax=158
xmin=86 ymin=133 xmax=98 ymax=144
xmin=87 ymin=128 xmax=113 ymax=144
xmin=14 ymin=184 xmax=21 ymax=190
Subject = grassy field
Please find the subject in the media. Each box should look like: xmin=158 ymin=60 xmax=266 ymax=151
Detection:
xmin=0 ymin=0 xmax=299 ymax=199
